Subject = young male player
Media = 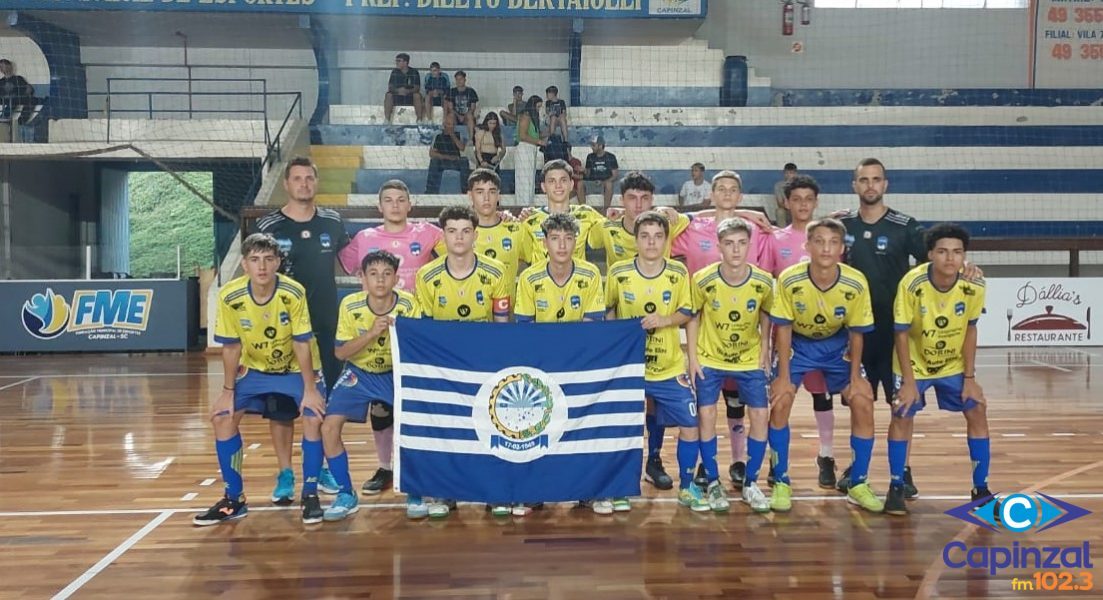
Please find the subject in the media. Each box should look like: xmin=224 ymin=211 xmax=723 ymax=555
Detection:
xmin=466 ymin=168 xmax=529 ymax=300
xmin=320 ymin=250 xmax=421 ymax=521
xmin=759 ymin=174 xmax=839 ymax=489
xmin=515 ymin=213 xmax=612 ymax=514
xmin=686 ymin=218 xmax=773 ymax=513
xmin=769 ymin=218 xmax=883 ymax=513
xmin=522 ymin=159 xmax=604 ymax=264
xmin=340 ymin=179 xmax=442 ymax=294
xmin=884 ymin=223 xmax=995 ymax=515
xmin=194 ymin=233 xmax=328 ymax=526
xmin=606 ymin=211 xmax=702 ymax=511
xmin=411 ymin=205 xmax=511 ymax=519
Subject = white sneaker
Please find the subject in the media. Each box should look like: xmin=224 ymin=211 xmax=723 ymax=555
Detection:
xmin=427 ymin=499 xmax=452 ymax=519
xmin=742 ymin=482 xmax=770 ymax=513
xmin=591 ymin=499 xmax=614 ymax=515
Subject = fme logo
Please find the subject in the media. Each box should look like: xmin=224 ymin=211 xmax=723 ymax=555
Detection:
xmin=22 ymin=288 xmax=154 ymax=340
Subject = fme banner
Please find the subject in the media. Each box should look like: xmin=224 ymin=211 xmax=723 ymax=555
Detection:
xmin=393 ymin=318 xmax=645 ymax=504
xmin=0 ymin=0 xmax=705 ymax=17
xmin=0 ymin=280 xmax=194 ymax=352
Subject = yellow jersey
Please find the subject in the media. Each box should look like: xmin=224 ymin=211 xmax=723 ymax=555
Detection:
xmin=893 ymin=264 xmax=986 ymax=379
xmin=414 ymin=254 xmax=511 ymax=321
xmin=335 ymin=289 xmax=421 ymax=373
xmin=215 ymin=275 xmax=314 ymax=373
xmin=515 ymin=259 xmax=605 ymax=323
xmin=606 ymin=258 xmax=693 ymax=381
xmin=690 ymin=263 xmax=774 ymax=371
xmin=770 ymin=263 xmax=874 ymax=340
xmin=522 ymin=204 xmax=604 ymax=263
xmin=591 ymin=211 xmax=690 ymax=265
xmin=432 ymin=219 xmax=529 ymax=298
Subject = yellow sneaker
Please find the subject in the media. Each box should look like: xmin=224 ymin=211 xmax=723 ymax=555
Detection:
xmin=770 ymin=482 xmax=792 ymax=512
xmin=847 ymin=482 xmax=885 ymax=513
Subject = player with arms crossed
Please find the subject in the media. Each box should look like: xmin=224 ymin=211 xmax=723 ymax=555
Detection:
xmin=686 ymin=217 xmax=773 ymax=513
xmin=769 ymin=218 xmax=883 ymax=513
xmin=884 ymin=223 xmax=995 ymax=515
xmin=319 ymin=250 xmax=422 ymax=521
xmin=606 ymin=211 xmax=702 ymax=511
xmin=194 ymin=233 xmax=328 ymax=526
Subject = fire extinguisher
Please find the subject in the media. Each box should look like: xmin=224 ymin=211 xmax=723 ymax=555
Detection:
xmin=801 ymin=2 xmax=812 ymax=26
xmin=782 ymin=1 xmax=795 ymax=36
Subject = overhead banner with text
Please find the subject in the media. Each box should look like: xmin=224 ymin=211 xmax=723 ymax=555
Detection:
xmin=1031 ymin=0 xmax=1103 ymax=88
xmin=0 ymin=0 xmax=705 ymax=18
xmin=976 ymin=277 xmax=1098 ymax=347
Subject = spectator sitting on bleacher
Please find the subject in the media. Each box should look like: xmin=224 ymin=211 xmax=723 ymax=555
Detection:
xmin=445 ymin=70 xmax=479 ymax=135
xmin=474 ymin=112 xmax=505 ymax=172
xmin=678 ymin=162 xmax=710 ymax=206
xmin=500 ymin=85 xmax=525 ymax=126
xmin=1 ymin=59 xmax=34 ymax=143
xmin=384 ymin=53 xmax=424 ymax=124
xmin=426 ymin=112 xmax=470 ymax=194
xmin=544 ymin=85 xmax=568 ymax=141
xmin=583 ymin=136 xmax=619 ymax=209
xmin=423 ymin=62 xmax=450 ymax=122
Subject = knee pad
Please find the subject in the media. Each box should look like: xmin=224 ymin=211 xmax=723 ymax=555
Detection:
xmin=369 ymin=401 xmax=393 ymax=431
xmin=812 ymin=393 xmax=833 ymax=412
xmin=724 ymin=391 xmax=745 ymax=420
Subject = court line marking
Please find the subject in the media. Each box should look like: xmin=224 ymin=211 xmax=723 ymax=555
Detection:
xmin=0 ymin=376 xmax=39 ymax=391
xmin=6 ymin=493 xmax=1103 ymax=518
xmin=1025 ymin=358 xmax=1073 ymax=373
xmin=199 ymin=478 xmax=215 ymax=487
xmin=51 ymin=509 xmax=173 ymax=600
xmin=915 ymin=458 xmax=1103 ymax=600
xmin=180 ymin=493 xmax=197 ymax=501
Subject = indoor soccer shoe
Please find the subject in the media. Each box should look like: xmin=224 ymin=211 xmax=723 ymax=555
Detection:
xmin=644 ymin=456 xmax=674 ymax=490
xmin=612 ymin=497 xmax=631 ymax=512
xmin=770 ymin=482 xmax=792 ymax=512
xmin=742 ymin=482 xmax=770 ymax=513
xmin=678 ymin=486 xmax=710 ymax=512
xmin=835 ymin=466 xmax=852 ymax=494
xmin=817 ymin=456 xmax=837 ymax=489
xmin=884 ymin=485 xmax=908 ymax=516
xmin=728 ymin=461 xmax=746 ymax=488
xmin=361 ymin=468 xmax=394 ymax=495
xmin=706 ymin=481 xmax=730 ymax=513
xmin=489 ymin=504 xmax=511 ymax=517
xmin=406 ymin=496 xmax=429 ymax=520
xmin=590 ymin=499 xmax=614 ymax=515
xmin=271 ymin=468 xmax=295 ymax=505
xmin=428 ymin=499 xmax=455 ymax=519
xmin=193 ymin=495 xmax=247 ymax=526
xmin=972 ymin=486 xmax=1001 ymax=523
xmin=847 ymin=483 xmax=885 ymax=513
xmin=323 ymin=492 xmax=360 ymax=522
xmin=318 ymin=467 xmax=340 ymax=495
xmin=902 ymin=466 xmax=919 ymax=499
xmin=301 ymin=494 xmax=324 ymax=524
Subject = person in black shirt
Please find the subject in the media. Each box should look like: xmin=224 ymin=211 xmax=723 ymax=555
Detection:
xmin=426 ymin=113 xmax=470 ymax=194
xmin=255 ymin=157 xmax=352 ymax=500
xmin=445 ymin=70 xmax=479 ymax=136
xmin=1 ymin=59 xmax=34 ymax=143
xmin=384 ymin=53 xmax=424 ymax=123
xmin=583 ymin=136 xmax=619 ymax=209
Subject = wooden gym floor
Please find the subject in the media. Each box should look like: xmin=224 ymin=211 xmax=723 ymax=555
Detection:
xmin=1 ymin=348 xmax=1101 ymax=599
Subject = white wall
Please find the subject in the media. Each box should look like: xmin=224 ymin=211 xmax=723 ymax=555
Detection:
xmin=702 ymin=1 xmax=1029 ymax=89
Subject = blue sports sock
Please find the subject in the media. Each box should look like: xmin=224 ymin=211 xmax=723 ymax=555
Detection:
xmin=301 ymin=437 xmax=324 ymax=497
xmin=216 ymin=434 xmax=244 ymax=499
xmin=676 ymin=438 xmax=700 ymax=490
xmin=888 ymin=439 xmax=908 ymax=487
xmin=967 ymin=437 xmax=991 ymax=489
xmin=849 ymin=435 xmax=875 ymax=485
xmin=767 ymin=426 xmax=791 ymax=485
xmin=646 ymin=413 xmax=664 ymax=460
xmin=327 ymin=451 xmax=354 ymax=494
xmin=746 ymin=437 xmax=767 ymax=484
xmin=700 ymin=437 xmax=719 ymax=483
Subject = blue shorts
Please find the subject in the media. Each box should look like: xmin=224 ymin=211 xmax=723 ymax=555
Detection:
xmin=645 ymin=375 xmax=697 ymax=428
xmin=234 ymin=367 xmax=326 ymax=420
xmin=327 ymin=365 xmax=394 ymax=423
xmin=892 ymin=373 xmax=979 ymax=418
xmin=695 ymin=366 xmax=768 ymax=409
xmin=787 ymin=332 xmax=861 ymax=395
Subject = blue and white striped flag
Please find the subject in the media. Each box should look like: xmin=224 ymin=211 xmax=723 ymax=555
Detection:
xmin=393 ymin=318 xmax=645 ymax=504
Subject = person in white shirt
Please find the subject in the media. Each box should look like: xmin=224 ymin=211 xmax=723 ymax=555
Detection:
xmin=678 ymin=163 xmax=710 ymax=206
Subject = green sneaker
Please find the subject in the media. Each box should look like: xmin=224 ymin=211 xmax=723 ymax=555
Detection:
xmin=678 ymin=486 xmax=710 ymax=512
xmin=770 ymin=482 xmax=793 ymax=512
xmin=489 ymin=504 xmax=510 ymax=517
xmin=847 ymin=482 xmax=885 ymax=513
xmin=611 ymin=497 xmax=631 ymax=512
xmin=706 ymin=481 xmax=730 ymax=513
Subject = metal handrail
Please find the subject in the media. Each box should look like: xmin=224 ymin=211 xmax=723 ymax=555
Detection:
xmin=262 ymin=92 xmax=303 ymax=172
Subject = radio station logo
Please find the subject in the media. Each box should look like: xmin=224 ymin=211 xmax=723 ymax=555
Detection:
xmin=22 ymin=287 xmax=154 ymax=341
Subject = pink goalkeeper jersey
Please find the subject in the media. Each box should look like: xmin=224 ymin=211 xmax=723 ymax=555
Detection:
xmin=339 ymin=222 xmax=443 ymax=292
xmin=672 ymin=216 xmax=769 ymax=275
xmin=759 ymin=225 xmax=810 ymax=277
